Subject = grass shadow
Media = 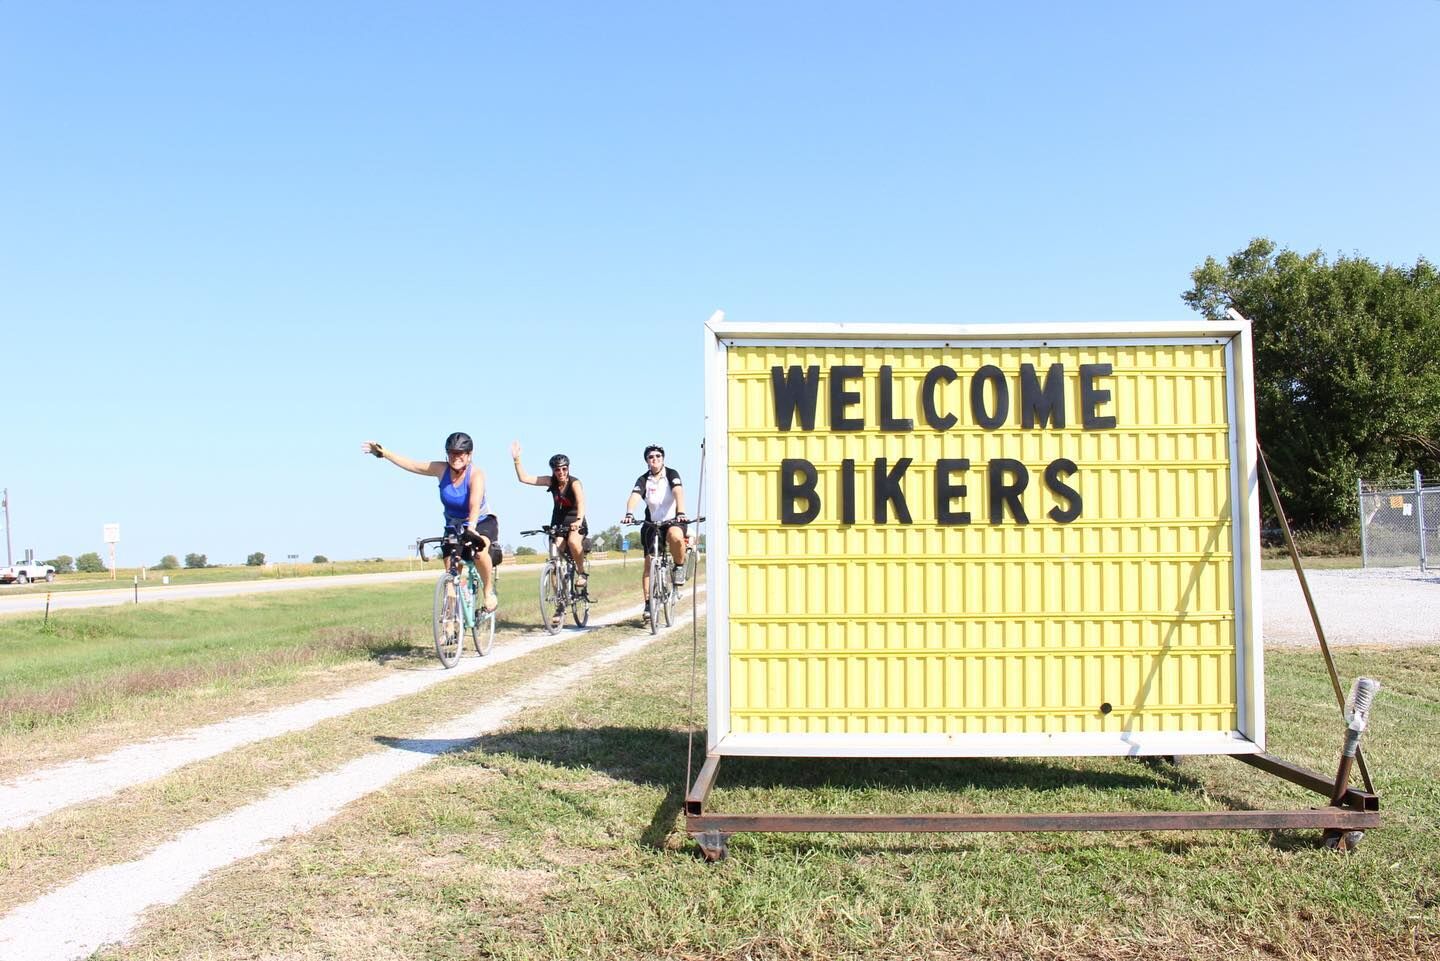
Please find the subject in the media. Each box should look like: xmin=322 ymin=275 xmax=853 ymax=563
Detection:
xmin=374 ymin=727 xmax=1337 ymax=852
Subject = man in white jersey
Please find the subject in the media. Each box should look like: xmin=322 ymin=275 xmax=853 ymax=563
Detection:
xmin=622 ymin=444 xmax=689 ymax=622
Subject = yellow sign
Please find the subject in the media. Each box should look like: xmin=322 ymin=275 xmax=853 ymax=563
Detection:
xmin=703 ymin=318 xmax=1263 ymax=759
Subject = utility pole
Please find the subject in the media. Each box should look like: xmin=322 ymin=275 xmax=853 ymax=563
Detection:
xmin=2 ymin=488 xmax=11 ymax=567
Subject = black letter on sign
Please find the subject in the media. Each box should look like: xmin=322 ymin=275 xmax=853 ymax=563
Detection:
xmin=878 ymin=365 xmax=914 ymax=431
xmin=1080 ymin=363 xmax=1117 ymax=429
xmin=771 ymin=365 xmax=820 ymax=431
xmin=1044 ymin=458 xmax=1082 ymax=523
xmin=780 ymin=458 xmax=821 ymax=525
xmin=970 ymin=365 xmax=1009 ymax=430
xmin=922 ymin=365 xmax=958 ymax=431
xmin=830 ymin=365 xmax=864 ymax=431
xmin=935 ymin=458 xmax=971 ymax=525
xmin=988 ymin=458 xmax=1030 ymax=524
xmin=873 ymin=457 xmax=913 ymax=524
xmin=1020 ymin=363 xmax=1066 ymax=429
xmin=840 ymin=458 xmax=857 ymax=525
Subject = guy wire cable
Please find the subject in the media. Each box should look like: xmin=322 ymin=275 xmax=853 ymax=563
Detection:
xmin=684 ymin=438 xmax=706 ymax=801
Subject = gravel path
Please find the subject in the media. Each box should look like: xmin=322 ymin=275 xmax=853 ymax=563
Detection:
xmin=1262 ymin=567 xmax=1440 ymax=647
xmin=0 ymin=612 xmax=698 ymax=961
xmin=0 ymin=590 xmax=702 ymax=831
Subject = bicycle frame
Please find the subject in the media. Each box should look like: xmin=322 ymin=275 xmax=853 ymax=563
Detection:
xmin=623 ymin=516 xmax=702 ymax=632
xmin=420 ymin=535 xmax=481 ymax=629
xmin=418 ymin=533 xmax=497 ymax=666
xmin=520 ymin=525 xmax=591 ymax=634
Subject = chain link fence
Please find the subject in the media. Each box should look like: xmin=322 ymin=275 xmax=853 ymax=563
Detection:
xmin=1359 ymin=473 xmax=1436 ymax=570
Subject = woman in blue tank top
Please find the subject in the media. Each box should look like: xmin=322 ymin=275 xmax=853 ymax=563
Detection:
xmin=360 ymin=431 xmax=500 ymax=612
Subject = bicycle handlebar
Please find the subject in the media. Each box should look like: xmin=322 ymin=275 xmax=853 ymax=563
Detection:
xmin=417 ymin=528 xmax=489 ymax=563
xmin=416 ymin=536 xmax=447 ymax=563
xmin=519 ymin=525 xmax=578 ymax=537
xmin=620 ymin=515 xmax=704 ymax=527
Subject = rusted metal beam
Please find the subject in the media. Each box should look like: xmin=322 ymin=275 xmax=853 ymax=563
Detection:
xmin=687 ymin=808 xmax=1379 ymax=834
xmin=1233 ymin=752 xmax=1379 ymax=810
xmin=1257 ymin=448 xmax=1373 ymax=793
xmin=685 ymin=754 xmax=722 ymax=816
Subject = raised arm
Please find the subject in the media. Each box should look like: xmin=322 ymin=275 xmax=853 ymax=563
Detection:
xmin=509 ymin=440 xmax=548 ymax=487
xmin=361 ymin=441 xmax=444 ymax=477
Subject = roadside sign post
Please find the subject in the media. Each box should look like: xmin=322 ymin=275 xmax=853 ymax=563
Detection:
xmin=103 ymin=523 xmax=120 ymax=581
xmin=2 ymin=488 xmax=12 ymax=567
xmin=685 ymin=311 xmax=1380 ymax=859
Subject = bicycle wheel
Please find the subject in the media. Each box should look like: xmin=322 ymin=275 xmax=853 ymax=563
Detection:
xmin=432 ymin=573 xmax=463 ymax=668
xmin=469 ymin=570 xmax=494 ymax=656
xmin=570 ymin=569 xmax=590 ymax=628
xmin=471 ymin=609 xmax=495 ymax=656
xmin=660 ymin=561 xmax=674 ymax=627
xmin=539 ymin=561 xmax=561 ymax=635
xmin=646 ymin=556 xmax=663 ymax=635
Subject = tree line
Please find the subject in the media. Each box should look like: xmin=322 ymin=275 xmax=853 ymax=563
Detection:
xmin=41 ymin=552 xmax=332 ymax=573
xmin=1185 ymin=238 xmax=1439 ymax=528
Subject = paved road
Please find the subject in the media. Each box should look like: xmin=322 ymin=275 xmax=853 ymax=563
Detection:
xmin=0 ymin=570 xmax=440 ymax=616
xmin=0 ymin=557 xmax=637 ymax=618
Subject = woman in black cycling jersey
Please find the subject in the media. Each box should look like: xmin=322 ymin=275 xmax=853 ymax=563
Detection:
xmin=509 ymin=441 xmax=589 ymax=593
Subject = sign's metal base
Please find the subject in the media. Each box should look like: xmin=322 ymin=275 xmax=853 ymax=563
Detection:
xmin=684 ymin=751 xmax=1380 ymax=862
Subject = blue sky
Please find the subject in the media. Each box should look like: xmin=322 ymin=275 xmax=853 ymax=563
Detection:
xmin=3 ymin=1 xmax=1436 ymax=567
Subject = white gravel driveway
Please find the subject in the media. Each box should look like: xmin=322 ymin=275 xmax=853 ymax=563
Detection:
xmin=1262 ymin=567 xmax=1440 ymax=647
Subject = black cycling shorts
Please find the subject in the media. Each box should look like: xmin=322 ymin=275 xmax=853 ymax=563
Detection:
xmin=444 ymin=516 xmax=502 ymax=567
xmin=641 ymin=519 xmax=686 ymax=556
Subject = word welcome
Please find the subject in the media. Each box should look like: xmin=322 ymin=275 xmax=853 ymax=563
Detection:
xmin=769 ymin=363 xmax=1117 ymax=526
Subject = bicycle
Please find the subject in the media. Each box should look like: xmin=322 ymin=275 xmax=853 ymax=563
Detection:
xmin=417 ymin=533 xmax=497 ymax=667
xmin=520 ymin=524 xmax=591 ymax=635
xmin=623 ymin=516 xmax=703 ymax=635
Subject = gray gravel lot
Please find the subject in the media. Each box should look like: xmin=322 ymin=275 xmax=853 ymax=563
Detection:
xmin=1263 ymin=567 xmax=1440 ymax=647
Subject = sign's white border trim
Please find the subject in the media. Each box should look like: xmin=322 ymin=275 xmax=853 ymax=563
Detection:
xmin=702 ymin=312 xmax=1263 ymax=758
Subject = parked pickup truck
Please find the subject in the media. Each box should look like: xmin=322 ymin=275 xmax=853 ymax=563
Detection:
xmin=0 ymin=561 xmax=56 ymax=584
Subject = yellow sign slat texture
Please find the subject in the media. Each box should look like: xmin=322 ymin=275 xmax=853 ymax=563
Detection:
xmin=726 ymin=343 xmax=1236 ymax=736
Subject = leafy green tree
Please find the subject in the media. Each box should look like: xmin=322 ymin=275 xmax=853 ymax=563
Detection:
xmin=1184 ymin=238 xmax=1440 ymax=527
xmin=155 ymin=555 xmax=179 ymax=570
xmin=184 ymin=552 xmax=208 ymax=569
xmin=75 ymin=552 xmax=106 ymax=573
xmin=246 ymin=552 xmax=266 ymax=567
xmin=44 ymin=554 xmax=74 ymax=573
xmin=514 ymin=545 xmax=538 ymax=556
xmin=312 ymin=554 xmax=328 ymax=564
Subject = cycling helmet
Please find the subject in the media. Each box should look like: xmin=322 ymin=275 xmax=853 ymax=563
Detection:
xmin=444 ymin=431 xmax=473 ymax=454
xmin=643 ymin=444 xmax=665 ymax=460
xmin=548 ymin=453 xmax=570 ymax=470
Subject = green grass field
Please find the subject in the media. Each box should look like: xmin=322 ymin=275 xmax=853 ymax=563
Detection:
xmin=87 ymin=631 xmax=1438 ymax=961
xmin=4 ymin=574 xmax=1434 ymax=959
xmin=0 ymin=560 xmax=643 ymax=737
